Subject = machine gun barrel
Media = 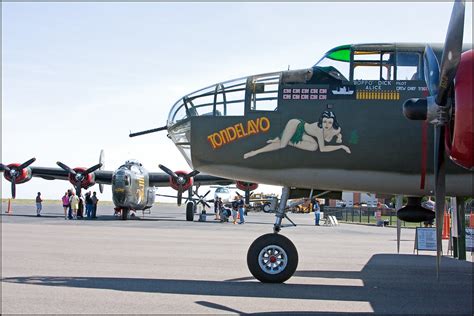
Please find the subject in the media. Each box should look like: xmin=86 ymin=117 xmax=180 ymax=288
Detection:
xmin=129 ymin=126 xmax=167 ymax=137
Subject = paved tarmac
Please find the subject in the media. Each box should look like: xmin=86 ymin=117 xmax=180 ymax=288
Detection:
xmin=1 ymin=201 xmax=473 ymax=315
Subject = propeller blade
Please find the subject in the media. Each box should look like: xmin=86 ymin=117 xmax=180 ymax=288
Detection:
xmin=11 ymin=176 xmax=16 ymax=199
xmin=57 ymin=161 xmax=76 ymax=175
xmin=177 ymin=190 xmax=183 ymax=206
xmin=99 ymin=149 xmax=105 ymax=194
xmin=436 ymin=0 xmax=465 ymax=107
xmin=0 ymin=164 xmax=11 ymax=172
xmin=434 ymin=126 xmax=447 ymax=279
xmin=423 ymin=45 xmax=440 ymax=96
xmin=186 ymin=170 xmax=200 ymax=179
xmin=202 ymin=190 xmax=211 ymax=199
xmin=158 ymin=164 xmax=179 ymax=179
xmin=76 ymin=183 xmax=82 ymax=198
xmin=18 ymin=157 xmax=36 ymax=170
xmin=85 ymin=163 xmax=102 ymax=174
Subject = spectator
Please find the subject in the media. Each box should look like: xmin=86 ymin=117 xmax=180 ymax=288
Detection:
xmin=236 ymin=192 xmax=245 ymax=224
xmin=85 ymin=192 xmax=93 ymax=219
xmin=66 ymin=190 xmax=73 ymax=219
xmin=231 ymin=198 xmax=239 ymax=224
xmin=69 ymin=192 xmax=79 ymax=219
xmin=36 ymin=192 xmax=43 ymax=217
xmin=214 ymin=197 xmax=223 ymax=220
xmin=313 ymin=199 xmax=321 ymax=226
xmin=77 ymin=194 xmax=85 ymax=219
xmin=91 ymin=191 xmax=99 ymax=219
xmin=62 ymin=192 xmax=69 ymax=220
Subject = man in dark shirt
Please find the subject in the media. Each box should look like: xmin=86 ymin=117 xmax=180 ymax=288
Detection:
xmin=91 ymin=191 xmax=99 ymax=219
xmin=36 ymin=192 xmax=43 ymax=217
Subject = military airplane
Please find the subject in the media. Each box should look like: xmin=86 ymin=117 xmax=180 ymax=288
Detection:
xmin=1 ymin=1 xmax=471 ymax=284
xmin=130 ymin=0 xmax=472 ymax=283
xmin=0 ymin=151 xmax=233 ymax=220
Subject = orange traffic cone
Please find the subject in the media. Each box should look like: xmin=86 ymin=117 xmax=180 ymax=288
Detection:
xmin=6 ymin=199 xmax=12 ymax=214
xmin=442 ymin=212 xmax=450 ymax=239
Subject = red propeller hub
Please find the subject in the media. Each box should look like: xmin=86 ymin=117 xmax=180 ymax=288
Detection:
xmin=68 ymin=167 xmax=95 ymax=189
xmin=3 ymin=163 xmax=32 ymax=184
xmin=169 ymin=170 xmax=193 ymax=191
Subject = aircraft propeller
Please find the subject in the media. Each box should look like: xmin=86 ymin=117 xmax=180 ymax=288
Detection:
xmin=402 ymin=0 xmax=465 ymax=277
xmin=193 ymin=188 xmax=212 ymax=209
xmin=98 ymin=150 xmax=105 ymax=194
xmin=158 ymin=164 xmax=200 ymax=206
xmin=56 ymin=161 xmax=103 ymax=197
xmin=0 ymin=157 xmax=36 ymax=199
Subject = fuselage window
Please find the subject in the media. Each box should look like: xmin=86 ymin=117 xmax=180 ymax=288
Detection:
xmin=249 ymin=73 xmax=280 ymax=111
xmin=352 ymin=51 xmax=395 ymax=81
xmin=396 ymin=52 xmax=422 ymax=80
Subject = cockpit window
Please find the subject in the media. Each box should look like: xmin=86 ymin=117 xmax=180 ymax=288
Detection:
xmin=396 ymin=52 xmax=422 ymax=80
xmin=352 ymin=50 xmax=395 ymax=81
xmin=216 ymin=187 xmax=229 ymax=193
xmin=314 ymin=45 xmax=350 ymax=81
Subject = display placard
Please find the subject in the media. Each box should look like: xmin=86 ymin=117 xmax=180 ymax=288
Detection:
xmin=466 ymin=228 xmax=474 ymax=252
xmin=415 ymin=227 xmax=437 ymax=252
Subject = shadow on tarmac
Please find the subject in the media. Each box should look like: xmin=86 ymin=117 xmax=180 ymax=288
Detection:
xmin=2 ymin=254 xmax=472 ymax=314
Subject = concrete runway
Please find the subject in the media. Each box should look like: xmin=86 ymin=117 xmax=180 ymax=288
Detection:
xmin=1 ymin=201 xmax=473 ymax=314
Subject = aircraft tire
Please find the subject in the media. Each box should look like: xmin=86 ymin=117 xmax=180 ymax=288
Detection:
xmin=262 ymin=203 xmax=272 ymax=213
xmin=186 ymin=202 xmax=194 ymax=221
xmin=247 ymin=233 xmax=298 ymax=283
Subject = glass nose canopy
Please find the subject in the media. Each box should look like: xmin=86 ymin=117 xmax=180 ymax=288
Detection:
xmin=166 ymin=73 xmax=282 ymax=166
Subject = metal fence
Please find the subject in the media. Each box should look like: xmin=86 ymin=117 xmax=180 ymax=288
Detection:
xmin=321 ymin=204 xmax=473 ymax=227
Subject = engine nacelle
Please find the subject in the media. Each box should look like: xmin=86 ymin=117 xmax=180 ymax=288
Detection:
xmin=3 ymin=164 xmax=33 ymax=184
xmin=68 ymin=167 xmax=95 ymax=189
xmin=169 ymin=170 xmax=193 ymax=191
xmin=396 ymin=197 xmax=435 ymax=223
xmin=451 ymin=49 xmax=474 ymax=170
xmin=236 ymin=181 xmax=259 ymax=192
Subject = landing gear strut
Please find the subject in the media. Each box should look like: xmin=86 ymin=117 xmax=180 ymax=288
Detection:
xmin=247 ymin=187 xmax=298 ymax=283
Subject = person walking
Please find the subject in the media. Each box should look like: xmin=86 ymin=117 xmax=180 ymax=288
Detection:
xmin=62 ymin=192 xmax=69 ymax=220
xmin=91 ymin=191 xmax=99 ymax=219
xmin=69 ymin=192 xmax=79 ymax=219
xmin=36 ymin=192 xmax=43 ymax=217
xmin=313 ymin=198 xmax=321 ymax=226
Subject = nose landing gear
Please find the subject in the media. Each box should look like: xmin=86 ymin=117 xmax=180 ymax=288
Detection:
xmin=246 ymin=187 xmax=298 ymax=283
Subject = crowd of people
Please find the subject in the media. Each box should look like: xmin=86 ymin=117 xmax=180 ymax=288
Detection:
xmin=60 ymin=190 xmax=99 ymax=220
xmin=214 ymin=192 xmax=246 ymax=224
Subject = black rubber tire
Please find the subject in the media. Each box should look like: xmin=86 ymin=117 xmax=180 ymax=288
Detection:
xmin=247 ymin=233 xmax=298 ymax=283
xmin=186 ymin=202 xmax=194 ymax=221
xmin=262 ymin=203 xmax=272 ymax=213
xmin=121 ymin=209 xmax=128 ymax=220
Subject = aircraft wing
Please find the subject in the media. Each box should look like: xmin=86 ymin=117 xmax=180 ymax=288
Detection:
xmin=148 ymin=173 xmax=234 ymax=187
xmin=31 ymin=167 xmax=231 ymax=187
xmin=31 ymin=167 xmax=114 ymax=184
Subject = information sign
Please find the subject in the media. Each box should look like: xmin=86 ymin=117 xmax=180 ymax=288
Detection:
xmin=414 ymin=227 xmax=437 ymax=253
xmin=466 ymin=228 xmax=474 ymax=252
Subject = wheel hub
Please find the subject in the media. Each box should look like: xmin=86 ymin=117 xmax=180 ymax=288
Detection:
xmin=258 ymin=244 xmax=288 ymax=275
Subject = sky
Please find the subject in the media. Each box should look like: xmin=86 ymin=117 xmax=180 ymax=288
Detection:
xmin=1 ymin=2 xmax=472 ymax=202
